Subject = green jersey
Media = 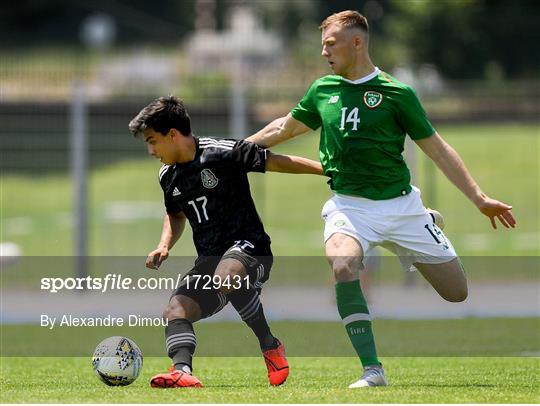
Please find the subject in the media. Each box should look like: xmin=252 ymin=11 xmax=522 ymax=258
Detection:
xmin=291 ymin=68 xmax=435 ymax=200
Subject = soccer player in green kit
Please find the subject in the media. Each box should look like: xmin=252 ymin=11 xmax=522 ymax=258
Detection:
xmin=248 ymin=10 xmax=516 ymax=388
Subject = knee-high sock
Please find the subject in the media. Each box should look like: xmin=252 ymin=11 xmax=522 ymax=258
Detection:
xmin=165 ymin=318 xmax=196 ymax=373
xmin=228 ymin=288 xmax=277 ymax=350
xmin=335 ymin=280 xmax=380 ymax=366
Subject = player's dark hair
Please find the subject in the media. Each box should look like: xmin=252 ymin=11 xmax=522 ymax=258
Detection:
xmin=129 ymin=95 xmax=192 ymax=138
xmin=319 ymin=10 xmax=369 ymax=33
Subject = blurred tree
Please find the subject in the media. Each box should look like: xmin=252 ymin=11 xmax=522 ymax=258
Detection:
xmin=387 ymin=0 xmax=540 ymax=79
xmin=255 ymin=0 xmax=317 ymax=39
xmin=0 ymin=0 xmax=195 ymax=48
xmin=476 ymin=0 xmax=540 ymax=79
xmin=254 ymin=0 xmax=403 ymax=75
xmin=3 ymin=0 xmax=538 ymax=79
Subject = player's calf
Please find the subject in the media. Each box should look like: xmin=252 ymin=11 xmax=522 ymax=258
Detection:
xmin=415 ymin=259 xmax=468 ymax=302
xmin=150 ymin=295 xmax=203 ymax=388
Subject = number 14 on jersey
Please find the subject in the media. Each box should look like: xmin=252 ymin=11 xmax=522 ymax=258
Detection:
xmin=339 ymin=107 xmax=361 ymax=131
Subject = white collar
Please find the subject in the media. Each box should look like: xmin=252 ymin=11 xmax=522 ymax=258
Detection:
xmin=341 ymin=67 xmax=380 ymax=84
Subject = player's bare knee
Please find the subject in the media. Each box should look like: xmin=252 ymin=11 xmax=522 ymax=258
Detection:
xmin=214 ymin=268 xmax=234 ymax=294
xmin=445 ymin=286 xmax=468 ymax=302
xmin=331 ymin=258 xmax=359 ymax=282
xmin=162 ymin=303 xmax=180 ymax=321
xmin=215 ymin=258 xmax=246 ymax=295
xmin=443 ymin=294 xmax=466 ymax=303
xmin=217 ymin=277 xmax=234 ymax=295
xmin=437 ymin=280 xmax=468 ymax=302
xmin=163 ymin=295 xmax=200 ymax=322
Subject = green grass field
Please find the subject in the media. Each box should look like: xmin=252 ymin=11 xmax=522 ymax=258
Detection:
xmin=1 ymin=123 xmax=538 ymax=287
xmin=1 ymin=356 xmax=538 ymax=403
xmin=3 ymin=319 xmax=538 ymax=357
xmin=2 ymin=123 xmax=538 ymax=258
xmin=1 ymin=319 xmax=539 ymax=402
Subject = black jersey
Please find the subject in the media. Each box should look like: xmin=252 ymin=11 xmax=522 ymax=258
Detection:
xmin=159 ymin=137 xmax=271 ymax=256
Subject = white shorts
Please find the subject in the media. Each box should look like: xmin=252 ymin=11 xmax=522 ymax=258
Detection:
xmin=321 ymin=186 xmax=458 ymax=272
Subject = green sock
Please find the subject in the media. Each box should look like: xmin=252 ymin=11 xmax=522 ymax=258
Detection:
xmin=335 ymin=280 xmax=380 ymax=367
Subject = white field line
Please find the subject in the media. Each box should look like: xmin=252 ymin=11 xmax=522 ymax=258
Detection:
xmin=103 ymin=201 xmax=163 ymax=222
xmin=461 ymin=231 xmax=539 ymax=251
xmin=2 ymin=201 xmax=539 ymax=253
xmin=2 ymin=217 xmax=33 ymax=236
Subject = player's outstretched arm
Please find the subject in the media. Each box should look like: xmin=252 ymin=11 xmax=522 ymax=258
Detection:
xmin=247 ymin=113 xmax=311 ymax=148
xmin=146 ymin=211 xmax=186 ymax=269
xmin=265 ymin=151 xmax=323 ymax=175
xmin=415 ymin=132 xmax=516 ymax=229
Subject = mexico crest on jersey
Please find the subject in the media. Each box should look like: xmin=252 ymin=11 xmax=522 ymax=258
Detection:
xmin=363 ymin=91 xmax=383 ymax=109
xmin=201 ymin=169 xmax=219 ymax=189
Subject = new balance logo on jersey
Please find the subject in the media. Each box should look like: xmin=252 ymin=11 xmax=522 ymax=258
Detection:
xmin=201 ymin=169 xmax=219 ymax=189
xmin=328 ymin=95 xmax=340 ymax=104
xmin=172 ymin=187 xmax=181 ymax=196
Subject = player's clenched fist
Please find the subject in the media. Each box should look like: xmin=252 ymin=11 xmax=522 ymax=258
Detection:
xmin=146 ymin=246 xmax=169 ymax=270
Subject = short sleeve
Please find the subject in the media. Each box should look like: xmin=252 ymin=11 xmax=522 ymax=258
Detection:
xmin=158 ymin=165 xmax=182 ymax=214
xmin=230 ymin=140 xmax=267 ymax=173
xmin=397 ymin=87 xmax=436 ymax=140
xmin=164 ymin=198 xmax=181 ymax=214
xmin=291 ymin=80 xmax=322 ymax=130
xmin=158 ymin=164 xmax=171 ymax=190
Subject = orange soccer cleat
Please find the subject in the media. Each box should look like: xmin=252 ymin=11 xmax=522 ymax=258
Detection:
xmin=262 ymin=339 xmax=289 ymax=386
xmin=150 ymin=368 xmax=203 ymax=388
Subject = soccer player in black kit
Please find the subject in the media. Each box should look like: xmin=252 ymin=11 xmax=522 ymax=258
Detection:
xmin=129 ymin=96 xmax=323 ymax=388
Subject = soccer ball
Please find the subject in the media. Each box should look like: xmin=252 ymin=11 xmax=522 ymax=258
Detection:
xmin=92 ymin=336 xmax=143 ymax=386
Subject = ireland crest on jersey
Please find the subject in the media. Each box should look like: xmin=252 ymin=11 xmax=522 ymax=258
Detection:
xmin=201 ymin=169 xmax=219 ymax=189
xmin=363 ymin=91 xmax=383 ymax=109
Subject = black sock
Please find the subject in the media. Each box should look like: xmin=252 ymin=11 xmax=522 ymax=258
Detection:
xmin=165 ymin=318 xmax=196 ymax=374
xmin=228 ymin=288 xmax=278 ymax=351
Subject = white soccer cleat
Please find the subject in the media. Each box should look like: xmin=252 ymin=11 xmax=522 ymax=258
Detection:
xmin=427 ymin=208 xmax=445 ymax=230
xmin=348 ymin=365 xmax=388 ymax=388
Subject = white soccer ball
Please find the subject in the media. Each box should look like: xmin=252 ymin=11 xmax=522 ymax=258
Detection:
xmin=92 ymin=336 xmax=143 ymax=386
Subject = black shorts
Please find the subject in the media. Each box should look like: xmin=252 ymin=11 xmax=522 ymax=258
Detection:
xmin=172 ymin=240 xmax=273 ymax=319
